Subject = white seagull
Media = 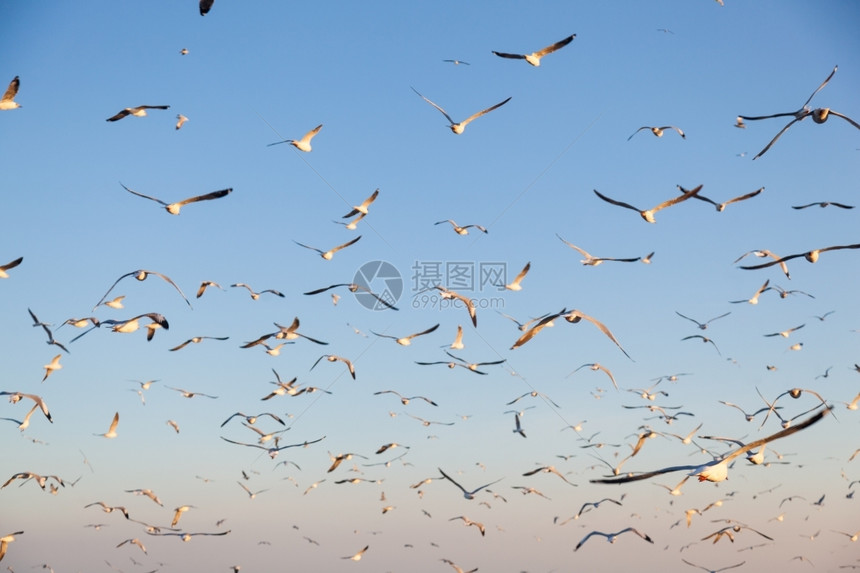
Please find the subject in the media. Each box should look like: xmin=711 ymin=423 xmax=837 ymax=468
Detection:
xmin=411 ymin=87 xmax=511 ymax=134
xmin=106 ymin=105 xmax=170 ymax=122
xmin=92 ymin=268 xmax=191 ymax=310
xmin=628 ymin=125 xmax=686 ymax=140
xmin=294 ymin=236 xmax=361 ymax=260
xmin=121 ymin=183 xmax=231 ymax=215
xmin=371 ymin=323 xmax=439 ymax=346
xmin=310 ymin=354 xmax=356 ymax=379
xmin=593 ymin=185 xmax=702 ymax=223
xmin=267 ymin=124 xmax=322 ymax=152
xmin=95 ymin=412 xmax=120 ymax=439
xmin=435 ymin=219 xmax=488 ymax=235
xmin=491 ymin=34 xmax=576 ymax=67
xmin=591 ymin=406 xmax=830 ymax=485
xmin=342 ymin=188 xmax=379 ymax=218
xmin=574 ymin=527 xmax=653 ymax=551
xmin=438 ymin=467 xmax=502 ymax=500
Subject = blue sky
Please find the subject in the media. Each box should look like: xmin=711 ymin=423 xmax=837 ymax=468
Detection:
xmin=2 ymin=1 xmax=859 ymax=571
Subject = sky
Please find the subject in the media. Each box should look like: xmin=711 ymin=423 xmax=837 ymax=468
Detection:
xmin=1 ymin=1 xmax=860 ymax=571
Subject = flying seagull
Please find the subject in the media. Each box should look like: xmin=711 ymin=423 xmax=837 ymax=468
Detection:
xmin=510 ymin=308 xmax=567 ymax=350
xmin=683 ymin=185 xmax=764 ymax=212
xmin=574 ymin=527 xmax=653 ymax=551
xmin=121 ymin=183 xmax=231 ymax=215
xmin=434 ymin=285 xmax=478 ymax=327
xmin=267 ymin=124 xmax=322 ymax=152
xmin=739 ymin=66 xmax=860 ymax=159
xmin=168 ymin=336 xmax=229 ymax=352
xmin=675 ymin=311 xmax=731 ymax=330
xmin=310 ymin=354 xmax=356 ymax=379
xmin=106 ymin=105 xmax=170 ymax=122
xmin=303 ymin=282 xmax=398 ymax=310
xmin=0 ymin=531 xmax=24 ymax=562
xmin=93 ymin=269 xmax=191 ymax=311
xmin=175 ymin=114 xmax=188 ymax=130
xmin=557 ymin=234 xmax=641 ymax=265
xmin=499 ymin=261 xmax=530 ymax=291
xmin=435 ymin=219 xmax=488 ymax=235
xmin=564 ymin=309 xmax=632 ymax=360
xmin=437 ymin=467 xmax=502 ymax=500
xmin=591 ymin=406 xmax=830 ymax=485
xmin=95 ymin=412 xmax=120 ymax=439
xmin=593 ymin=185 xmax=702 ymax=223
xmin=739 ymin=243 xmax=860 ymax=269
xmin=491 ymin=34 xmax=576 ymax=67
xmin=371 ymin=323 xmax=439 ymax=346
xmin=411 ymin=87 xmax=511 ymax=134
xmin=733 ymin=250 xmax=791 ymax=280
xmin=628 ymin=125 xmax=686 ymax=140
xmin=0 ymin=76 xmax=21 ymax=110
xmin=792 ymin=201 xmax=854 ymax=210
xmin=342 ymin=189 xmax=379 ymax=218
xmin=230 ymin=283 xmax=285 ymax=300
xmin=294 ymin=236 xmax=361 ymax=260
xmin=220 ymin=436 xmax=326 ymax=459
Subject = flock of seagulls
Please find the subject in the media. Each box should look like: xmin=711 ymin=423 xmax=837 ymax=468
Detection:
xmin=2 ymin=2 xmax=859 ymax=572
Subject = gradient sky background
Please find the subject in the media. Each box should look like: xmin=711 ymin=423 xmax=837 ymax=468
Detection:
xmin=1 ymin=1 xmax=859 ymax=571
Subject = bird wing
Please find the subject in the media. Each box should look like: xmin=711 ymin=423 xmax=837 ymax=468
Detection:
xmin=752 ymin=113 xmax=808 ymax=160
xmin=802 ymin=65 xmax=838 ymax=109
xmin=593 ymin=189 xmax=641 ymax=213
xmin=535 ymin=34 xmax=576 ymax=57
xmin=299 ymin=124 xmax=323 ymax=145
xmin=511 ymin=262 xmax=530 ymax=284
xmin=724 ymin=187 xmax=764 ymax=206
xmin=557 ymin=234 xmax=591 ymax=258
xmin=330 ymin=235 xmax=362 ymax=254
xmin=459 ymin=97 xmax=512 ymax=128
xmin=825 ymin=109 xmax=860 ymax=130
xmin=659 ymin=126 xmax=685 ymax=138
xmin=92 ymin=271 xmax=137 ymax=310
xmin=108 ymin=412 xmax=120 ymax=434
xmin=174 ymin=188 xmax=232 ymax=208
xmin=652 ymin=184 xmax=702 ymax=213
xmin=411 ymin=87 xmax=455 ymax=125
xmin=199 ymin=0 xmax=214 ymax=15
xmin=410 ymin=323 xmax=440 ymax=339
xmin=145 ymin=271 xmax=191 ymax=307
xmin=739 ymin=252 xmax=805 ymax=270
xmin=568 ymin=310 xmax=631 ymax=360
xmin=169 ymin=339 xmax=192 ymax=352
xmin=2 ymin=76 xmax=19 ymax=101
xmin=0 ymin=256 xmax=23 ymax=272
xmin=293 ymin=241 xmax=323 ymax=254
xmin=491 ymin=50 xmax=526 ymax=60
xmin=106 ymin=109 xmax=132 ymax=122
xmin=627 ymin=127 xmax=651 ymax=141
